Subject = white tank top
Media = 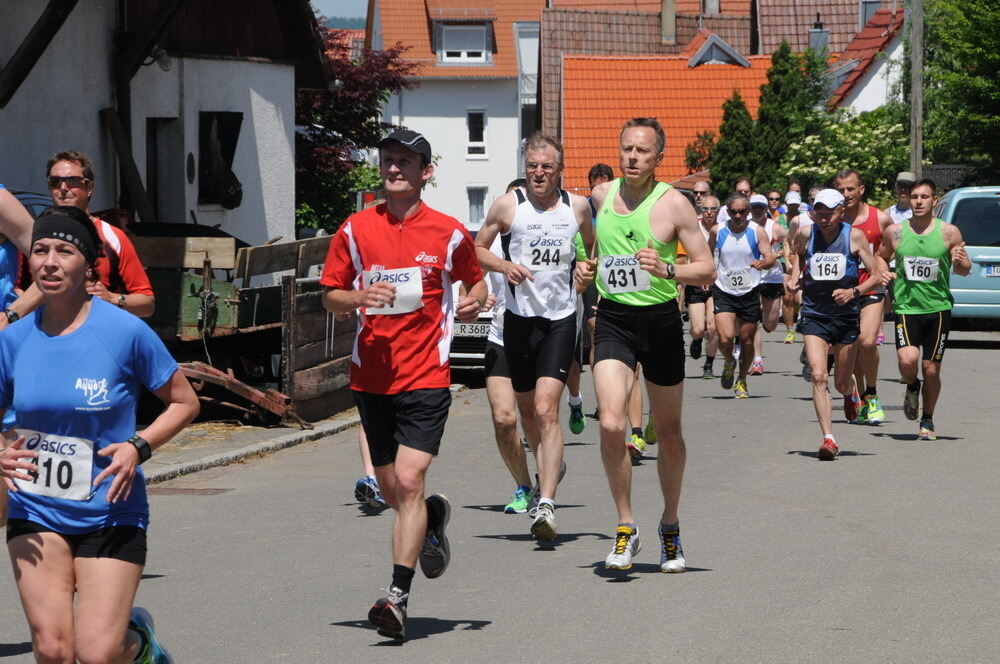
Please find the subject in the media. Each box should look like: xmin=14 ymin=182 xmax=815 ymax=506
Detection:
xmin=502 ymin=189 xmax=580 ymax=319
xmin=762 ymin=218 xmax=785 ymax=284
xmin=714 ymin=221 xmax=763 ymax=296
xmin=487 ymin=236 xmax=506 ymax=345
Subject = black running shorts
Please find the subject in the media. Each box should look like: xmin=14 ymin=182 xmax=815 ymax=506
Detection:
xmin=712 ymin=286 xmax=762 ymax=323
xmin=860 ymin=292 xmax=886 ymax=308
xmin=581 ymin=282 xmax=599 ymax=320
xmin=484 ymin=341 xmax=509 ymax=379
xmin=6 ymin=519 xmax=147 ymax=565
xmin=895 ymin=310 xmax=950 ymax=362
xmin=757 ymin=282 xmax=785 ymax=300
xmin=503 ymin=311 xmax=577 ymax=393
xmin=594 ymin=299 xmax=685 ymax=387
xmin=685 ymin=285 xmax=712 ymax=305
xmin=353 ymin=388 xmax=452 ymax=466
xmin=798 ymin=315 xmax=859 ymax=346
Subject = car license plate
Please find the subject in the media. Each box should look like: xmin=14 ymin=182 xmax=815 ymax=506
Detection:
xmin=455 ymin=323 xmax=489 ymax=337
xmin=986 ymin=264 xmax=1000 ymax=277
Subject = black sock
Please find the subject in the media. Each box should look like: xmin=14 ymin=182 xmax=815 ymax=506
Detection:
xmin=908 ymin=379 xmax=921 ymax=392
xmin=864 ymin=386 xmax=876 ymax=397
xmin=705 ymin=356 xmax=715 ymax=366
xmin=921 ymin=412 xmax=933 ymax=422
xmin=425 ymin=497 xmax=441 ymax=532
xmin=391 ymin=564 xmax=415 ymax=594
xmin=631 ymin=427 xmax=643 ymax=437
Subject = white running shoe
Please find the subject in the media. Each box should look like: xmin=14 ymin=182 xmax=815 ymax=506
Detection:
xmin=529 ymin=503 xmax=557 ymax=541
xmin=604 ymin=525 xmax=641 ymax=570
xmin=658 ymin=528 xmax=686 ymax=573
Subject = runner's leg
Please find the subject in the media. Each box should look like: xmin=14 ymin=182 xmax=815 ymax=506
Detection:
xmin=647 ymin=381 xmax=685 ymax=526
xmin=8 ymin=532 xmax=77 ymax=663
xmin=486 ymin=375 xmax=531 ymax=489
xmin=595 ymin=359 xmax=637 ymax=524
xmin=73 ymin=557 xmax=143 ymax=663
xmin=804 ymin=335 xmax=834 ymax=436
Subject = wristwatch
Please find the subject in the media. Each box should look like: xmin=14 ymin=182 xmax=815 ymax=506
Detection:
xmin=127 ymin=434 xmax=152 ymax=463
xmin=117 ymin=294 xmax=127 ymax=308
xmin=3 ymin=309 xmax=19 ymax=324
xmin=852 ymin=287 xmax=861 ymax=299
xmin=666 ymin=263 xmax=676 ymax=279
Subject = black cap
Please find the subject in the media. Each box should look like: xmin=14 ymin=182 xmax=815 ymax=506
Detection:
xmin=378 ymin=129 xmax=432 ymax=164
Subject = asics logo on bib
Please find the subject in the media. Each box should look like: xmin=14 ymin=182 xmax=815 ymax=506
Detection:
xmin=529 ymin=237 xmax=562 ymax=248
xmin=75 ymin=377 xmax=110 ymax=407
xmin=414 ymin=251 xmax=438 ymax=264
xmin=604 ymin=256 xmax=638 ymax=268
xmin=24 ymin=432 xmax=78 ymax=456
xmin=370 ymin=271 xmax=412 ymax=284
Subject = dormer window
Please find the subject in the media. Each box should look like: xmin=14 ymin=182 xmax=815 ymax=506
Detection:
xmin=442 ymin=24 xmax=487 ymax=62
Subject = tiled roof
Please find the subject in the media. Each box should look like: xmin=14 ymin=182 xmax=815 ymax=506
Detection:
xmin=560 ymin=54 xmax=772 ymax=189
xmin=377 ymin=0 xmax=545 ymax=78
xmin=540 ymin=8 xmax=752 ymax=137
xmin=681 ymin=28 xmax=713 ymax=56
xmin=758 ymin=0 xmax=887 ymax=53
xmin=328 ymin=28 xmax=365 ymax=60
xmin=550 ymin=0 xmax=669 ymax=12
xmin=829 ymin=7 xmax=905 ymax=107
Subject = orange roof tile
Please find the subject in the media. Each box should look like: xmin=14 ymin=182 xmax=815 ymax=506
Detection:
xmin=758 ymin=0 xmax=885 ymax=53
xmin=680 ymin=28 xmax=713 ymax=56
xmin=377 ymin=0 xmax=545 ymax=78
xmin=829 ymin=7 xmax=904 ymax=107
xmin=560 ymin=55 xmax=772 ymax=188
xmin=551 ymin=0 xmax=666 ymax=12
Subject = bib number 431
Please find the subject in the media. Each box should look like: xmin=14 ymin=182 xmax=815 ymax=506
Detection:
xmin=599 ymin=256 xmax=650 ymax=294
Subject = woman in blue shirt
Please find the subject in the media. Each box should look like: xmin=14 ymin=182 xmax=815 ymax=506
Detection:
xmin=0 ymin=206 xmax=199 ymax=664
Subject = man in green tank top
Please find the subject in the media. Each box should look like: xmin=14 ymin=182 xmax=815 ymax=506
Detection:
xmin=578 ymin=118 xmax=715 ymax=573
xmin=879 ymin=178 xmax=971 ymax=441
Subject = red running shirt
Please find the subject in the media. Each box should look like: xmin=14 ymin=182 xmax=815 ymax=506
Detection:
xmin=320 ymin=202 xmax=484 ymax=395
xmin=851 ymin=204 xmax=883 ymax=291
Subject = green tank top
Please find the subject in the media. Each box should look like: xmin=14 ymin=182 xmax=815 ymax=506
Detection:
xmin=893 ymin=218 xmax=952 ymax=314
xmin=594 ymin=179 xmax=677 ymax=306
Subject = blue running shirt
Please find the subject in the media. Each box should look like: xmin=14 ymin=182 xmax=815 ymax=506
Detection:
xmin=0 ymin=298 xmax=178 ymax=533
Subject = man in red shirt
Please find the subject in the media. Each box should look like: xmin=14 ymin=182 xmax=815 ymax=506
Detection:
xmin=321 ymin=129 xmax=485 ymax=640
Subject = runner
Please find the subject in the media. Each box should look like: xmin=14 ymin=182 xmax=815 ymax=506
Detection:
xmin=582 ymin=118 xmax=714 ymax=572
xmin=781 ymin=191 xmax=804 ymax=343
xmin=709 ymin=193 xmax=776 ymax=398
xmin=835 ymin=169 xmax=893 ymax=424
xmin=885 ymin=172 xmax=916 ymax=224
xmin=878 ymin=179 xmax=971 ymax=441
xmin=321 ymin=129 xmax=486 ymax=640
xmin=749 ymin=194 xmax=789 ymax=375
xmin=475 ymin=133 xmax=594 ymax=542
xmin=687 ymin=194 xmax=721 ymax=379
xmin=787 ymin=189 xmax=883 ymax=459
xmin=0 ymin=206 xmax=199 ymax=663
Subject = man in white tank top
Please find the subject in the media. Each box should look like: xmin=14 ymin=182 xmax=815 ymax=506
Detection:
xmin=475 ymin=134 xmax=594 ymax=542
xmin=749 ymin=194 xmax=788 ymax=375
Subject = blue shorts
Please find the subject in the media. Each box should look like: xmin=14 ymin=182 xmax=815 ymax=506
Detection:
xmin=798 ymin=315 xmax=859 ymax=346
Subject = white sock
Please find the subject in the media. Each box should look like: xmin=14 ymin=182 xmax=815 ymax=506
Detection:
xmin=567 ymin=393 xmax=583 ymax=407
xmin=539 ymin=498 xmax=555 ymax=509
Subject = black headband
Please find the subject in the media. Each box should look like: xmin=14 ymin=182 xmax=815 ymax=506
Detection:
xmin=31 ymin=212 xmax=98 ymax=263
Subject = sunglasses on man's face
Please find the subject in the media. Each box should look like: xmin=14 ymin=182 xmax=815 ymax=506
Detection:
xmin=767 ymin=196 xmax=781 ymax=201
xmin=48 ymin=176 xmax=90 ymax=189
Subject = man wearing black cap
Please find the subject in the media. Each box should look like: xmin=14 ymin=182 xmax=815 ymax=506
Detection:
xmin=321 ymin=129 xmax=486 ymax=640
xmin=885 ymin=172 xmax=916 ymax=224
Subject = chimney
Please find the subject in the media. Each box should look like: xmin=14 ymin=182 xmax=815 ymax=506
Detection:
xmin=809 ymin=13 xmax=829 ymax=51
xmin=661 ymin=0 xmax=676 ymax=44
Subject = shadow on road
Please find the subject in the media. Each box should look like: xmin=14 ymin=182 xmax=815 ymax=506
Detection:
xmin=581 ymin=561 xmax=713 ymax=583
xmin=948 ymin=338 xmax=1000 ymax=350
xmin=786 ymin=450 xmax=876 ymax=458
xmin=463 ymin=503 xmax=585 ymax=513
xmin=332 ymin=617 xmax=491 ymax=643
xmin=868 ymin=432 xmax=963 ymax=441
xmin=475 ymin=531 xmax=611 ymax=548
xmin=0 ymin=642 xmax=32 ymax=657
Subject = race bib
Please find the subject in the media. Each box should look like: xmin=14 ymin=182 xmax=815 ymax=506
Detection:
xmin=599 ymin=255 xmax=651 ymax=294
xmin=521 ymin=235 xmax=568 ymax=271
xmin=811 ymin=253 xmax=847 ymax=281
xmin=903 ymin=256 xmax=939 ymax=282
xmin=14 ymin=430 xmax=94 ymax=501
xmin=721 ymin=266 xmax=760 ymax=291
xmin=362 ymin=268 xmax=423 ymax=315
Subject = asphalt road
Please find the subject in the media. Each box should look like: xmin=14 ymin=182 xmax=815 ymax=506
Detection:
xmin=0 ymin=324 xmax=997 ymax=663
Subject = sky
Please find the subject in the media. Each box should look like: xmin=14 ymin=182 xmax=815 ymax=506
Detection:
xmin=312 ymin=0 xmax=367 ymax=19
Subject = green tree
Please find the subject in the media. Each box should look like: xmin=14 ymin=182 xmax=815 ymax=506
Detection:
xmin=684 ymin=130 xmax=715 ymax=173
xmin=708 ymin=90 xmax=755 ymax=199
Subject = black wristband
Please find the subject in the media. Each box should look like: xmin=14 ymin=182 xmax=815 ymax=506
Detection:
xmin=3 ymin=309 xmax=19 ymax=323
xmin=128 ymin=434 xmax=152 ymax=464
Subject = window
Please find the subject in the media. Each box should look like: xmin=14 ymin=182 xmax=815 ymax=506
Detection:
xmin=198 ymin=111 xmax=243 ymax=208
xmin=468 ymin=187 xmax=488 ymax=227
xmin=467 ymin=110 xmax=486 ymax=157
xmin=441 ymin=24 xmax=488 ymax=63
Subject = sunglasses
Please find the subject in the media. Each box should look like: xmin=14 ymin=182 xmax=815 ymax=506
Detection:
xmin=700 ymin=206 xmax=719 ymax=212
xmin=729 ymin=207 xmax=749 ymax=215
xmin=48 ymin=175 xmax=90 ymax=189
xmin=767 ymin=196 xmax=781 ymax=201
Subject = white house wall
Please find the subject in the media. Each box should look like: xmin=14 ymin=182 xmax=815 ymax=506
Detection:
xmin=131 ymin=56 xmax=296 ymax=248
xmin=0 ymin=1 xmax=117 ymax=204
xmin=843 ymin=37 xmax=904 ymax=113
xmin=383 ymin=79 xmax=520 ymax=230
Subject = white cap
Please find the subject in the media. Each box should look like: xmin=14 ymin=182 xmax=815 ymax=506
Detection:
xmin=784 ymin=190 xmax=802 ymax=205
xmin=749 ymin=194 xmax=768 ymax=207
xmin=813 ymin=188 xmax=845 ymax=208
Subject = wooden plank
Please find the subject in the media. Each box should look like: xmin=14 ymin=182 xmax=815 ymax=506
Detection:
xmin=236 ymin=236 xmax=335 ymax=283
xmin=132 ymin=236 xmax=235 ymax=269
xmin=291 ymin=310 xmax=337 ymax=347
xmin=296 ymin=235 xmax=333 ymax=277
xmin=0 ymin=0 xmax=79 ymax=108
xmin=281 ymin=274 xmax=295 ymax=396
xmin=291 ymin=335 xmax=354 ymax=372
xmin=291 ymin=355 xmax=352 ymax=402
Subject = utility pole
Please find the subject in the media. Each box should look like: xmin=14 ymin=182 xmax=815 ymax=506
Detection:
xmin=909 ymin=0 xmax=923 ymax=177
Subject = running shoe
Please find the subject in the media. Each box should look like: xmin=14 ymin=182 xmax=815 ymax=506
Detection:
xmin=644 ymin=418 xmax=657 ymax=445
xmin=504 ymin=486 xmax=531 ymax=514
xmin=604 ymin=525 xmax=641 ymax=570
xmin=368 ymin=586 xmax=408 ymax=640
xmin=626 ymin=433 xmax=647 ymax=458
xmin=529 ymin=502 xmax=557 ymax=541
xmin=568 ymin=402 xmax=586 ymax=435
xmin=799 ymin=347 xmax=807 ymax=365
xmin=749 ymin=358 xmax=764 ymax=375
xmin=852 ymin=401 xmax=869 ymax=425
xmin=690 ymin=337 xmax=703 ymax=360
xmin=733 ymin=379 xmax=749 ymax=399
xmin=843 ymin=388 xmax=861 ymax=422
xmin=527 ymin=460 xmax=568 ymax=512
xmin=129 ymin=607 xmax=174 ymax=664
xmin=802 ymin=363 xmax=813 ymax=383
xmin=783 ymin=329 xmax=796 ymax=344
xmin=903 ymin=386 xmax=920 ymax=421
xmin=875 ymin=332 xmax=885 ymax=346
xmin=721 ymin=357 xmax=736 ymax=389
xmin=817 ymin=438 xmax=839 ymax=461
xmin=354 ymin=476 xmax=387 ymax=510
xmin=419 ymin=494 xmax=451 ymax=578
xmin=658 ymin=527 xmax=686 ymax=573
xmin=918 ymin=419 xmax=937 ymax=441
xmin=702 ymin=363 xmax=715 ymax=379
xmin=865 ymin=394 xmax=885 ymax=425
